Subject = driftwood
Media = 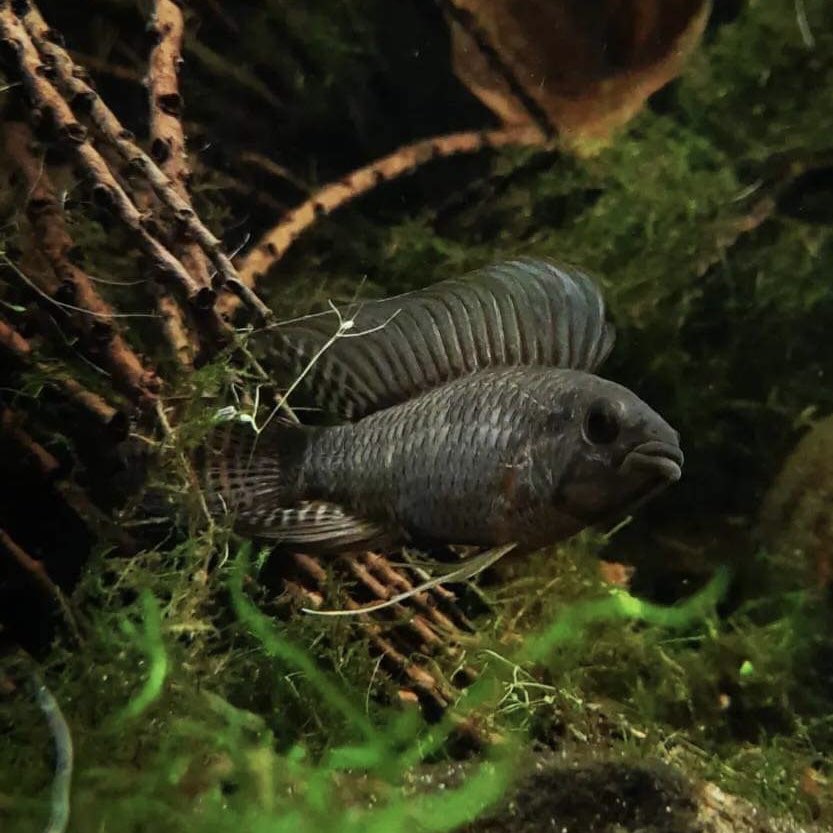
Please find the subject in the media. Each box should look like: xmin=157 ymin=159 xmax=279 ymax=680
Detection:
xmin=226 ymin=125 xmax=545 ymax=316
xmin=0 ymin=7 xmax=215 ymax=308
xmin=0 ymin=317 xmax=128 ymax=439
xmin=445 ymin=0 xmax=710 ymax=143
xmin=3 ymin=120 xmax=161 ymax=404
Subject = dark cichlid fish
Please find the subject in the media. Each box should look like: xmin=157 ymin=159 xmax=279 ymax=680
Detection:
xmin=199 ymin=258 xmax=682 ymax=554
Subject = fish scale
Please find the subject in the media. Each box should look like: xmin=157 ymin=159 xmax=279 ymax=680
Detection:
xmin=302 ymin=368 xmax=573 ymax=547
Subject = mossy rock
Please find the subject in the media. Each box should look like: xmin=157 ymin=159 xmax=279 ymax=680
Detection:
xmin=759 ymin=415 xmax=833 ymax=591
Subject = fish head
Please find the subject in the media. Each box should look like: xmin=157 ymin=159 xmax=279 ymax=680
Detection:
xmin=550 ymin=374 xmax=683 ymax=526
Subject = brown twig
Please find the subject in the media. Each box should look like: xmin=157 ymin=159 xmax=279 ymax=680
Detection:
xmin=0 ymin=315 xmax=33 ymax=358
xmin=363 ymin=552 xmax=474 ymax=635
xmin=145 ymin=0 xmax=212 ymax=367
xmin=0 ymin=527 xmax=82 ymax=644
xmin=0 ymin=316 xmax=129 ymax=439
xmin=0 ymin=406 xmax=61 ymax=479
xmin=152 ymin=284 xmax=196 ymax=369
xmin=227 ymin=125 xmax=544 ymax=317
xmin=291 ymin=553 xmax=455 ymax=709
xmin=145 ymin=0 xmax=213 ymax=289
xmin=3 ymin=120 xmax=160 ymax=404
xmin=0 ymin=7 xmax=213 ymax=309
xmin=20 ymin=1 xmax=272 ymax=321
xmin=0 ymin=407 xmax=134 ymax=550
xmin=260 ymin=554 xmax=490 ymax=739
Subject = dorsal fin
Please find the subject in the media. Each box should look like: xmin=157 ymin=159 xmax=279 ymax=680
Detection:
xmin=264 ymin=257 xmax=615 ymax=420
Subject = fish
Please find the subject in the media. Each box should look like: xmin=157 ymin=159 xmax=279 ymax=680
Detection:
xmin=198 ymin=257 xmax=682 ymax=556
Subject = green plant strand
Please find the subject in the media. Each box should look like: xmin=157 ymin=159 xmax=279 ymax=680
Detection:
xmin=116 ymin=590 xmax=169 ymax=721
xmin=229 ymin=543 xmax=378 ymax=743
xmin=524 ymin=567 xmax=731 ymax=663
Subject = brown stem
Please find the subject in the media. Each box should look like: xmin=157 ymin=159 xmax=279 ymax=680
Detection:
xmin=291 ymin=553 xmax=454 ymax=709
xmin=0 ymin=315 xmax=32 ymax=358
xmin=0 ymin=407 xmax=134 ymax=550
xmin=0 ymin=406 xmax=61 ymax=479
xmin=364 ymin=551 xmax=475 ymax=635
xmin=151 ymin=283 xmax=196 ymax=369
xmin=0 ymin=7 xmax=213 ymax=309
xmin=0 ymin=527 xmax=82 ymax=644
xmin=3 ymin=120 xmax=160 ymax=404
xmin=20 ymin=1 xmax=272 ymax=321
xmin=146 ymin=0 xmax=213 ymax=298
xmin=226 ymin=125 xmax=544 ymax=317
xmin=0 ymin=316 xmax=129 ymax=439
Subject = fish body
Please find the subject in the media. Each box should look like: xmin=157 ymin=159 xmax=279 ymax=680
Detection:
xmin=201 ymin=258 xmax=683 ymax=554
xmin=203 ymin=366 xmax=681 ymax=554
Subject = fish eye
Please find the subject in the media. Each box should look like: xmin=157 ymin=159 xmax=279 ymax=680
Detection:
xmin=583 ymin=398 xmax=621 ymax=445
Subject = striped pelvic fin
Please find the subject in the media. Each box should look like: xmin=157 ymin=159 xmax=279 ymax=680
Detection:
xmin=236 ymin=500 xmax=388 ymax=551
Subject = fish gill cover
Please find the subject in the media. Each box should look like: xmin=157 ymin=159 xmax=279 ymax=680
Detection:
xmin=0 ymin=1 xmax=832 ymax=831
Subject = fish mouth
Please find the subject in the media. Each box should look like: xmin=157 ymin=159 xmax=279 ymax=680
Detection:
xmin=621 ymin=440 xmax=684 ymax=483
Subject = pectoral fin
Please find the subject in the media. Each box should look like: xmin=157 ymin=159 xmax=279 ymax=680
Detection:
xmin=236 ymin=500 xmax=389 ymax=552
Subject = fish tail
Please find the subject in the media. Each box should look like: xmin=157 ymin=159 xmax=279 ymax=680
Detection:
xmin=196 ymin=417 xmax=388 ymax=550
xmin=196 ymin=416 xmax=310 ymax=527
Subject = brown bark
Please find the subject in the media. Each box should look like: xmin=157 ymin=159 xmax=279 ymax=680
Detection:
xmin=0 ymin=407 xmax=133 ymax=550
xmin=14 ymin=1 xmax=271 ymax=321
xmin=0 ymin=527 xmax=82 ymax=644
xmin=447 ymin=0 xmax=710 ymax=145
xmin=0 ymin=317 xmax=129 ymax=439
xmin=0 ymin=6 xmax=214 ymax=308
xmin=3 ymin=120 xmax=160 ymax=404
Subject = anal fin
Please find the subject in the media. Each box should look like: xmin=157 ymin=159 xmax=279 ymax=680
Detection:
xmin=237 ymin=500 xmax=389 ymax=553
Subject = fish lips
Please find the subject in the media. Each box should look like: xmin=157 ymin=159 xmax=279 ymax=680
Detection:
xmin=620 ymin=440 xmax=684 ymax=483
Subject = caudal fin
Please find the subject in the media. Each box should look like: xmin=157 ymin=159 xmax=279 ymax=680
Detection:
xmin=197 ymin=417 xmax=307 ymax=526
xmin=196 ymin=417 xmax=388 ymax=551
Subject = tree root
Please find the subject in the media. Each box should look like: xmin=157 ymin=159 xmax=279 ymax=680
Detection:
xmin=225 ymin=125 xmax=546 ymax=317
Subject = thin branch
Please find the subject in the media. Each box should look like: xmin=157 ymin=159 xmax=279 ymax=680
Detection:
xmin=227 ymin=125 xmax=544 ymax=316
xmin=145 ymin=0 xmax=223 ymax=366
xmin=3 ymin=120 xmax=160 ymax=404
xmin=0 ymin=407 xmax=135 ymax=551
xmin=364 ymin=551 xmax=476 ymax=637
xmin=21 ymin=1 xmax=272 ymax=321
xmin=291 ymin=553 xmax=454 ymax=709
xmin=145 ymin=0 xmax=217 ymax=297
xmin=0 ymin=406 xmax=61 ymax=478
xmin=0 ymin=316 xmax=129 ymax=439
xmin=151 ymin=283 xmax=196 ymax=369
xmin=0 ymin=528 xmax=82 ymax=645
xmin=0 ymin=7 xmax=213 ymax=309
